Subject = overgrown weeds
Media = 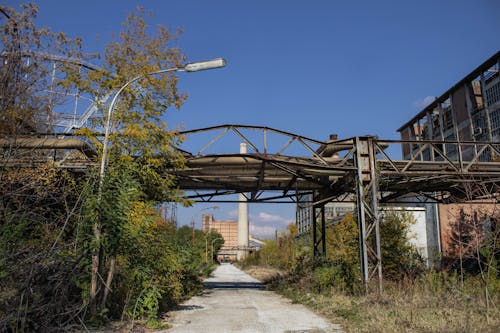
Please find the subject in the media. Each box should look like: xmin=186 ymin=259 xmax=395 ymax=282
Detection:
xmin=265 ymin=270 xmax=499 ymax=333
xmin=242 ymin=210 xmax=499 ymax=332
xmin=0 ymin=4 xmax=221 ymax=331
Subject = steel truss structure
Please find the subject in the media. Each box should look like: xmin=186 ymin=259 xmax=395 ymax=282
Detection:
xmin=173 ymin=125 xmax=500 ymax=292
xmin=3 ymin=124 xmax=500 ymax=292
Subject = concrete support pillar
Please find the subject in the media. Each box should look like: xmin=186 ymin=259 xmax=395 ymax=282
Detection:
xmin=237 ymin=143 xmax=249 ymax=260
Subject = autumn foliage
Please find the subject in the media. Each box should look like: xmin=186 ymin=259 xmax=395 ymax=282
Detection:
xmin=0 ymin=4 xmax=214 ymax=331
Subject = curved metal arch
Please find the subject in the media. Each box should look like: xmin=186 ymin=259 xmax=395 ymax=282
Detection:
xmin=177 ymin=124 xmax=349 ymax=165
xmin=1 ymin=50 xmax=114 ymax=133
xmin=0 ymin=50 xmax=111 ymax=73
xmin=179 ymin=124 xmax=327 ymax=146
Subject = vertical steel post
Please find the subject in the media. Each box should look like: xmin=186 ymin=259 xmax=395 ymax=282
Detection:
xmin=312 ymin=192 xmax=326 ymax=257
xmin=354 ymin=136 xmax=382 ymax=293
xmin=368 ymin=138 xmax=383 ymax=293
xmin=355 ymin=137 xmax=370 ymax=288
xmin=321 ymin=204 xmax=326 ymax=255
xmin=312 ymin=193 xmax=318 ymax=258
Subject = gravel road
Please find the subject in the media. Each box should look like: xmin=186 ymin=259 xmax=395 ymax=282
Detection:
xmin=162 ymin=263 xmax=342 ymax=333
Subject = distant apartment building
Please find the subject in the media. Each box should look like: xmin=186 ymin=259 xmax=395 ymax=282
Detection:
xmin=296 ymin=193 xmax=355 ymax=235
xmin=202 ymin=214 xmax=238 ymax=261
xmin=398 ymin=51 xmax=500 ymax=162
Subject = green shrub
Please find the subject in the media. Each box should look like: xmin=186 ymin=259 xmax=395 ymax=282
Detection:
xmin=380 ymin=211 xmax=426 ymax=280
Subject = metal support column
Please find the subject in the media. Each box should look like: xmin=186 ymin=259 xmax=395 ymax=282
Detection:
xmin=354 ymin=136 xmax=383 ymax=293
xmin=312 ymin=193 xmax=326 ymax=258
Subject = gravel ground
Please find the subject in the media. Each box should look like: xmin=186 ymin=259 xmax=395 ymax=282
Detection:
xmin=161 ymin=263 xmax=342 ymax=333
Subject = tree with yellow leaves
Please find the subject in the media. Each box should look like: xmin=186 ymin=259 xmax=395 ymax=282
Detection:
xmin=69 ymin=9 xmax=192 ymax=315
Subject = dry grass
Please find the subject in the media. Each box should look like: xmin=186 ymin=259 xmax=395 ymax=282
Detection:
xmin=241 ymin=265 xmax=285 ymax=283
xmin=245 ymin=267 xmax=500 ymax=333
xmin=308 ymin=287 xmax=498 ymax=333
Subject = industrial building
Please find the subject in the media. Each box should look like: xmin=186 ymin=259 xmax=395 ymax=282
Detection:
xmin=202 ymin=213 xmax=239 ymax=261
xmin=296 ymin=195 xmax=440 ymax=266
xmin=295 ymin=51 xmax=499 ymax=266
xmin=397 ymin=51 xmax=499 ymax=260
xmin=398 ymin=51 xmax=500 ymax=162
xmin=296 ymin=196 xmax=354 ymax=235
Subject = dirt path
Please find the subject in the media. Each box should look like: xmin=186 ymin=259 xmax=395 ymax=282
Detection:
xmin=161 ymin=263 xmax=342 ymax=333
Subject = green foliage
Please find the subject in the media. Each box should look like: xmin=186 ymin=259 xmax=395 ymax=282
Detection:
xmin=80 ymin=163 xmax=212 ymax=322
xmin=0 ymin=4 xmax=213 ymax=330
xmin=325 ymin=212 xmax=361 ymax=292
xmin=252 ymin=224 xmax=300 ymax=270
xmin=250 ymin=210 xmax=425 ymax=296
xmin=0 ymin=166 xmax=89 ymax=331
xmin=71 ymin=7 xmax=189 ymax=204
xmin=334 ymin=303 xmax=361 ymax=322
xmin=380 ymin=211 xmax=425 ymax=280
xmin=272 ymin=270 xmax=499 ymax=333
xmin=70 ymin=6 xmax=197 ymax=321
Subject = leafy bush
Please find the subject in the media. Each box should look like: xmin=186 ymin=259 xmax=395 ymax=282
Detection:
xmin=251 ymin=210 xmax=425 ymax=295
xmin=380 ymin=211 xmax=426 ymax=280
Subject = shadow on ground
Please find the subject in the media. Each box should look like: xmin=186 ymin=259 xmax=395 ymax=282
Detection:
xmin=172 ymin=304 xmax=204 ymax=311
xmin=203 ymin=281 xmax=265 ymax=289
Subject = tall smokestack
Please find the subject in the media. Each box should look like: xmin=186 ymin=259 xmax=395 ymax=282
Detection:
xmin=237 ymin=143 xmax=249 ymax=260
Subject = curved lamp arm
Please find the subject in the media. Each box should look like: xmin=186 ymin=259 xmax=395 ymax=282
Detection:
xmin=98 ymin=58 xmax=226 ymax=190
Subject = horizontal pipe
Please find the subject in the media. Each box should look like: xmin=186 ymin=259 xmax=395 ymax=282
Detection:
xmin=0 ymin=138 xmax=97 ymax=157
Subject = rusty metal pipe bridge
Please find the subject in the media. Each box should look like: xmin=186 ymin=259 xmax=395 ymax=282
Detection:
xmin=2 ymin=124 xmax=500 ymax=292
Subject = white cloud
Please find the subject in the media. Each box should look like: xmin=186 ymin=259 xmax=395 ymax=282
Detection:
xmin=227 ymin=209 xmax=292 ymax=225
xmin=249 ymin=224 xmax=276 ymax=239
xmin=255 ymin=212 xmax=287 ymax=223
xmin=226 ymin=209 xmax=238 ymax=219
xmin=413 ymin=96 xmax=435 ymax=109
xmin=250 ymin=211 xmax=294 ymax=239
xmin=254 ymin=212 xmax=294 ymax=229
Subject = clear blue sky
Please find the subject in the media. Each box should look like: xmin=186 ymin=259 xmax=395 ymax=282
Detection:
xmin=5 ymin=0 xmax=499 ymax=238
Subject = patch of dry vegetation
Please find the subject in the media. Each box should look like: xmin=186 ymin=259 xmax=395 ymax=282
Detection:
xmin=241 ymin=210 xmax=499 ymax=333
xmin=240 ymin=265 xmax=285 ymax=283
xmin=271 ymin=271 xmax=499 ymax=333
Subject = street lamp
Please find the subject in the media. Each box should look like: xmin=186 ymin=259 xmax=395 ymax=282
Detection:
xmin=211 ymin=237 xmax=224 ymax=263
xmin=90 ymin=57 xmax=225 ymax=309
xmin=189 ymin=205 xmax=221 ymax=261
xmin=188 ymin=205 xmax=219 ymax=247
xmin=98 ymin=58 xmax=226 ymax=190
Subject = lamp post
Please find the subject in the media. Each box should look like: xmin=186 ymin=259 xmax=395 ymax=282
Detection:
xmin=98 ymin=58 xmax=226 ymax=191
xmin=187 ymin=205 xmax=219 ymax=247
xmin=91 ymin=58 xmax=226 ymax=308
xmin=211 ymin=237 xmax=224 ymax=263
xmin=196 ymin=205 xmax=220 ymax=261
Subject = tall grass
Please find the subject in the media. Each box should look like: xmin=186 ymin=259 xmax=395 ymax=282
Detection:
xmin=243 ymin=212 xmax=499 ymax=332
xmin=268 ymin=270 xmax=499 ymax=333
